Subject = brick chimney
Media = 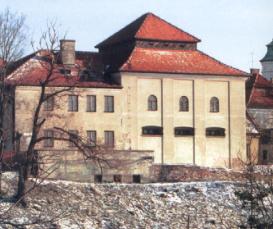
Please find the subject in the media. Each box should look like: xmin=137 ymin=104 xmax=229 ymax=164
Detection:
xmin=250 ymin=68 xmax=260 ymax=75
xmin=60 ymin=39 xmax=75 ymax=65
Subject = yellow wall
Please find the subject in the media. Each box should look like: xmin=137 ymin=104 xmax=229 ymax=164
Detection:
xmin=15 ymin=72 xmax=247 ymax=169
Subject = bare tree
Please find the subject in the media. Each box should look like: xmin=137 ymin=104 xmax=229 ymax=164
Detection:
xmin=0 ymin=7 xmax=27 ymax=195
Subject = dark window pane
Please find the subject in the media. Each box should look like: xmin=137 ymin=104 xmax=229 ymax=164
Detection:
xmin=148 ymin=95 xmax=157 ymax=111
xmin=68 ymin=95 xmax=78 ymax=112
xmin=206 ymin=127 xmax=225 ymax=137
xmin=262 ymin=150 xmax=268 ymax=161
xmin=113 ymin=174 xmax=122 ymax=183
xmin=87 ymin=130 xmax=96 ymax=146
xmin=87 ymin=95 xmax=96 ymax=112
xmin=174 ymin=127 xmax=194 ymax=136
xmin=44 ymin=129 xmax=54 ymax=147
xmin=94 ymin=174 xmax=102 ymax=183
xmin=68 ymin=130 xmax=78 ymax=147
xmin=132 ymin=174 xmax=141 ymax=183
xmin=104 ymin=131 xmax=114 ymax=147
xmin=179 ymin=96 xmax=189 ymax=112
xmin=104 ymin=96 xmax=114 ymax=112
xmin=210 ymin=97 xmax=219 ymax=113
xmin=44 ymin=94 xmax=54 ymax=111
xmin=142 ymin=126 xmax=163 ymax=135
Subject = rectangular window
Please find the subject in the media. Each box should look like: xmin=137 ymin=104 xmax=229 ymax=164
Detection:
xmin=86 ymin=95 xmax=96 ymax=112
xmin=94 ymin=174 xmax=102 ymax=183
xmin=43 ymin=94 xmax=54 ymax=111
xmin=113 ymin=174 xmax=122 ymax=183
xmin=104 ymin=131 xmax=114 ymax=147
xmin=68 ymin=95 xmax=78 ymax=112
xmin=44 ymin=129 xmax=54 ymax=147
xmin=68 ymin=130 xmax=78 ymax=147
xmin=87 ymin=130 xmax=96 ymax=146
xmin=104 ymin=96 xmax=114 ymax=112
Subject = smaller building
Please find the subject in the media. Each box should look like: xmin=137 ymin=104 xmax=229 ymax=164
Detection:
xmin=246 ymin=69 xmax=273 ymax=164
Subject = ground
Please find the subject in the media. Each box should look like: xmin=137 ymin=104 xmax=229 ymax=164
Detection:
xmin=0 ymin=172 xmax=253 ymax=229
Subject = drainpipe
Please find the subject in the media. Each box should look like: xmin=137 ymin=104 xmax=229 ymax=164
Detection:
xmin=161 ymin=79 xmax=164 ymax=164
xmin=192 ymin=80 xmax=196 ymax=165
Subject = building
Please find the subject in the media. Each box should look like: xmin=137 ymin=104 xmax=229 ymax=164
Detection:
xmin=6 ymin=13 xmax=248 ymax=182
xmin=261 ymin=39 xmax=273 ymax=80
xmin=246 ymin=39 xmax=273 ymax=165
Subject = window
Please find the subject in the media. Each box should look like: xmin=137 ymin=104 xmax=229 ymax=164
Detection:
xmin=43 ymin=94 xmax=54 ymax=111
xmin=206 ymin=127 xmax=225 ymax=137
xmin=179 ymin=96 xmax=189 ymax=112
xmin=132 ymin=174 xmax=141 ymax=183
xmin=148 ymin=95 xmax=157 ymax=111
xmin=174 ymin=127 xmax=194 ymax=136
xmin=142 ymin=126 xmax=163 ymax=136
xmin=104 ymin=131 xmax=114 ymax=147
xmin=210 ymin=97 xmax=219 ymax=113
xmin=104 ymin=96 xmax=114 ymax=112
xmin=262 ymin=150 xmax=268 ymax=161
xmin=94 ymin=174 xmax=102 ymax=183
xmin=86 ymin=95 xmax=96 ymax=112
xmin=68 ymin=95 xmax=78 ymax=112
xmin=68 ymin=130 xmax=78 ymax=147
xmin=87 ymin=130 xmax=96 ymax=146
xmin=113 ymin=174 xmax=122 ymax=183
xmin=44 ymin=129 xmax=54 ymax=147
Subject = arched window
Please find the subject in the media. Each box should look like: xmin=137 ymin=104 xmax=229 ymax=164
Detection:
xmin=210 ymin=97 xmax=219 ymax=112
xmin=148 ymin=95 xmax=157 ymax=111
xmin=179 ymin=96 xmax=189 ymax=111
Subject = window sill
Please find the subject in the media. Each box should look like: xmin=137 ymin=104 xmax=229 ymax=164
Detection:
xmin=142 ymin=134 xmax=162 ymax=137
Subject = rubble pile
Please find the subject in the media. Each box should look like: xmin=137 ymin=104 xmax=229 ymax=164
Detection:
xmin=0 ymin=173 xmax=248 ymax=229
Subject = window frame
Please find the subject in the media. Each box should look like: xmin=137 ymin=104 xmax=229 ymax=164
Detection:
xmin=43 ymin=94 xmax=54 ymax=111
xmin=179 ymin=96 xmax=189 ymax=112
xmin=86 ymin=95 xmax=96 ymax=112
xmin=87 ymin=130 xmax=97 ymax=146
xmin=210 ymin=97 xmax=220 ymax=113
xmin=206 ymin=127 xmax=225 ymax=137
xmin=142 ymin=126 xmax=163 ymax=136
xmin=148 ymin=95 xmax=158 ymax=111
xmin=68 ymin=130 xmax=79 ymax=147
xmin=43 ymin=129 xmax=54 ymax=148
xmin=104 ymin=130 xmax=115 ymax=147
xmin=104 ymin=96 xmax=114 ymax=113
xmin=68 ymin=95 xmax=78 ymax=112
xmin=174 ymin=127 xmax=194 ymax=136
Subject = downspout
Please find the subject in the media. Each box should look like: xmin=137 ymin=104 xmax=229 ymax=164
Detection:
xmin=192 ymin=80 xmax=196 ymax=165
xmin=161 ymin=79 xmax=164 ymax=164
xmin=228 ymin=82 xmax=231 ymax=168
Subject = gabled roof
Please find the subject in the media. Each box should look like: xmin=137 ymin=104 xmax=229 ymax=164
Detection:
xmin=5 ymin=51 xmax=121 ymax=89
xmin=247 ymin=73 xmax=273 ymax=108
xmin=120 ymin=47 xmax=248 ymax=76
xmin=96 ymin=13 xmax=200 ymax=48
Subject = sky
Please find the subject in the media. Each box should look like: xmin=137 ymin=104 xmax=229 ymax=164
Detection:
xmin=0 ymin=0 xmax=272 ymax=72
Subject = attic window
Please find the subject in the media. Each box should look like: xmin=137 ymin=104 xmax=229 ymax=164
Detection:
xmin=142 ymin=126 xmax=163 ymax=136
xmin=175 ymin=127 xmax=194 ymax=136
xmin=60 ymin=68 xmax=71 ymax=76
xmin=206 ymin=127 xmax=225 ymax=137
xmin=80 ymin=69 xmax=96 ymax=81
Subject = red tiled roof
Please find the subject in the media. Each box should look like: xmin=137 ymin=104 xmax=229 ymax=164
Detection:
xmin=96 ymin=13 xmax=200 ymax=48
xmin=5 ymin=51 xmax=121 ymax=89
xmin=120 ymin=47 xmax=248 ymax=76
xmin=247 ymin=73 xmax=273 ymax=108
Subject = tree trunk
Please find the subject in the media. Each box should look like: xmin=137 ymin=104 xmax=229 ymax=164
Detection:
xmin=15 ymin=156 xmax=28 ymax=207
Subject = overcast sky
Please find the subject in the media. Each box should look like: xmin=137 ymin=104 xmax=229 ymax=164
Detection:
xmin=1 ymin=0 xmax=272 ymax=72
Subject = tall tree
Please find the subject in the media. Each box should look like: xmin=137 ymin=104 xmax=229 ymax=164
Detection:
xmin=0 ymin=8 xmax=27 ymax=194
